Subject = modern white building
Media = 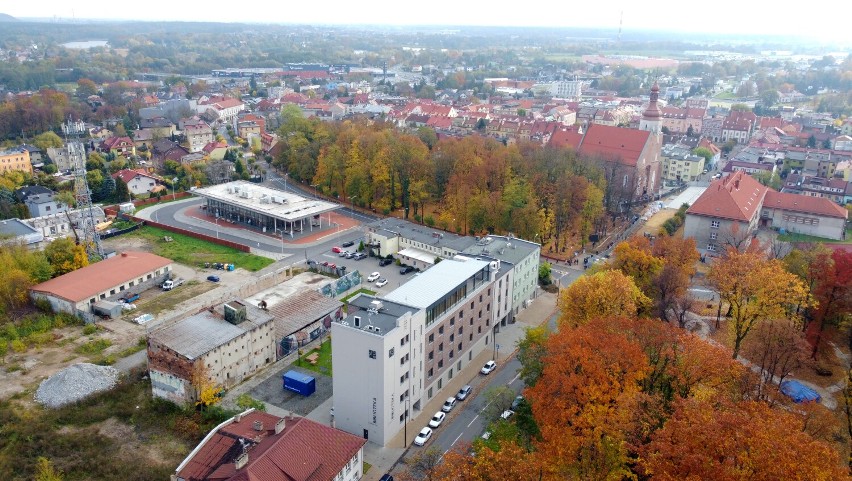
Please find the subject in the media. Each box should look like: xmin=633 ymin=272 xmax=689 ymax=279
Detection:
xmin=331 ymin=257 xmax=497 ymax=446
xmin=462 ymin=235 xmax=541 ymax=324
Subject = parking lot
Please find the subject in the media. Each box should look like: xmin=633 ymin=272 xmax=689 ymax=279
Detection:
xmin=249 ymin=364 xmax=333 ymax=416
xmin=315 ymin=244 xmax=420 ymax=293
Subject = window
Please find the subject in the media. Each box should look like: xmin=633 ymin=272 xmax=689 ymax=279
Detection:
xmin=438 ymin=326 xmax=444 ymax=334
xmin=368 ymin=350 xmax=376 ymax=359
xmin=458 ymin=342 xmax=462 ymax=351
xmin=449 ymin=334 xmax=454 ymax=342
xmin=428 ymin=333 xmax=434 ymax=343
xmin=449 ymin=350 xmax=454 ymax=359
xmin=438 ymin=342 xmax=443 ymax=352
xmin=438 ymin=360 xmax=443 ymax=368
xmin=478 ymin=326 xmax=482 ymax=334
xmin=428 ymin=368 xmax=433 ymax=378
xmin=458 ymin=326 xmax=463 ymax=335
xmin=479 ymin=295 xmax=483 ymax=302
xmin=710 ymin=220 xmax=720 ymax=229
xmin=470 ymin=301 xmax=474 ymax=309
xmin=469 ymin=333 xmax=473 ymax=341
xmin=707 ymin=244 xmax=717 ymax=252
xmin=428 ymin=350 xmax=434 ymax=360
xmin=450 ymin=317 xmax=455 ymax=326
xmin=710 ymin=232 xmax=717 ymax=240
xmin=389 ymin=348 xmax=395 ymax=358
xmin=110 ymin=289 xmax=115 ymax=295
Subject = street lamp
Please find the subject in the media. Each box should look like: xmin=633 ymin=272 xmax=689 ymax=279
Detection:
xmin=215 ymin=215 xmax=220 ymax=239
xmin=311 ymin=184 xmax=319 ymax=200
xmin=172 ymin=177 xmax=178 ymax=200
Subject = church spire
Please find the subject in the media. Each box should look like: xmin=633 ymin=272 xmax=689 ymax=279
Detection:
xmin=640 ymin=82 xmax=662 ymax=134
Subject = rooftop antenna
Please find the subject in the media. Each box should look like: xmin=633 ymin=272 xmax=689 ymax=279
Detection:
xmin=63 ymin=117 xmax=104 ymax=261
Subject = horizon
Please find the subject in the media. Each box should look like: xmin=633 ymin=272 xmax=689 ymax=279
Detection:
xmin=3 ymin=1 xmax=850 ymax=47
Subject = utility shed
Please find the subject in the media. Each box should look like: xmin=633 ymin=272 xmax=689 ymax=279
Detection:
xmin=92 ymin=300 xmax=122 ymax=319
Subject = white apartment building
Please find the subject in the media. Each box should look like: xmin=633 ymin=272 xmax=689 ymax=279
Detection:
xmin=332 ymin=258 xmax=497 ymax=446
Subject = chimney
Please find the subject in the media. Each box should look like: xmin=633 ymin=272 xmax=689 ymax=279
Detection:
xmin=734 ymin=179 xmax=740 ymax=190
xmin=121 ymin=252 xmax=128 ymax=257
xmin=235 ymin=453 xmax=249 ymax=470
xmin=253 ymin=420 xmax=263 ymax=432
xmin=275 ymin=417 xmax=286 ymax=434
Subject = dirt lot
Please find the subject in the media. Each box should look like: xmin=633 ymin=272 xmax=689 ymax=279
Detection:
xmin=640 ymin=208 xmax=678 ymax=237
xmin=0 ymin=235 xmax=256 ymax=403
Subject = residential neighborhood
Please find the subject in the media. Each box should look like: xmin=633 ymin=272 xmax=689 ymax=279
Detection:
xmin=0 ymin=11 xmax=849 ymax=481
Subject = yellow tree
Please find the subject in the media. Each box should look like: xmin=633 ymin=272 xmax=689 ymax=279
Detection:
xmin=191 ymin=363 xmax=221 ymax=409
xmin=558 ymin=270 xmax=650 ymax=327
xmin=43 ymin=238 xmax=89 ymax=276
xmin=708 ymin=248 xmax=810 ymax=358
xmin=609 ymin=237 xmax=663 ymax=297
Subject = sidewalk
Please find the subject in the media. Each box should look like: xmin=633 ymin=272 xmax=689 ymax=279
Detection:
xmin=356 ymin=291 xmax=558 ymax=480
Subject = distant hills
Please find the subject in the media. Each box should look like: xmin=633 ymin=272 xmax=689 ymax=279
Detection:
xmin=0 ymin=13 xmax=17 ymax=22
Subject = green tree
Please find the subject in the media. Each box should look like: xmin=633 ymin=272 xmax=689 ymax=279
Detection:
xmin=517 ymin=325 xmax=550 ymax=387
xmin=44 ymin=238 xmax=89 ymax=276
xmin=807 ymin=135 xmax=817 ymax=148
xmin=538 ymin=261 xmax=552 ymax=285
xmin=113 ymin=177 xmax=131 ymax=202
xmin=692 ymin=147 xmax=714 ymax=165
xmin=33 ymin=131 xmax=63 ymax=151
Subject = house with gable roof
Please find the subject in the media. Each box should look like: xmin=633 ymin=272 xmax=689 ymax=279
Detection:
xmin=113 ymin=169 xmax=164 ymax=196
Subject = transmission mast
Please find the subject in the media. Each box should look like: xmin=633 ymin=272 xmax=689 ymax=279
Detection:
xmin=63 ymin=118 xmax=104 ymax=260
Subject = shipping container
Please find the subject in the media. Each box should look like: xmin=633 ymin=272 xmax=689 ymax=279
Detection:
xmin=282 ymin=370 xmax=315 ymax=396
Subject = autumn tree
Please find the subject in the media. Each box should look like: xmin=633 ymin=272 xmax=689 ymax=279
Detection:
xmin=641 ymin=397 xmax=849 ymax=481
xmin=190 ymin=363 xmax=221 ymax=409
xmin=402 ymin=447 xmax=443 ymax=481
xmin=43 ymin=238 xmax=89 ymax=276
xmin=558 ymin=270 xmax=650 ymax=327
xmin=610 ymin=237 xmax=663 ymax=297
xmin=517 ymin=325 xmax=549 ymax=387
xmin=33 ymin=131 xmax=64 ymax=151
xmin=809 ymin=249 xmax=852 ymax=357
xmin=708 ymin=248 xmax=810 ymax=358
xmin=741 ymin=318 xmax=809 ymax=401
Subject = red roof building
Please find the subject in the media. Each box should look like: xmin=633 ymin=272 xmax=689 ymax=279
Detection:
xmin=174 ymin=410 xmax=367 ymax=481
xmin=685 ymin=171 xmax=848 ymax=253
xmin=30 ymin=251 xmax=174 ymax=315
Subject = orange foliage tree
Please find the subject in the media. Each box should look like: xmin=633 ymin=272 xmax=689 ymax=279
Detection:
xmin=708 ymin=248 xmax=810 ymax=358
xmin=641 ymin=397 xmax=850 ymax=481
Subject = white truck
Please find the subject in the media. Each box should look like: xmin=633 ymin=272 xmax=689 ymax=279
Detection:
xmin=162 ymin=278 xmax=185 ymax=291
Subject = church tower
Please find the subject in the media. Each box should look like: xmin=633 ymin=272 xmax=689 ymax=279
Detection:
xmin=639 ymin=82 xmax=662 ymax=134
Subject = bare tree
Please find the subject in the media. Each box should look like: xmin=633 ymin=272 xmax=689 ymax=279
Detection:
xmin=765 ymin=236 xmax=793 ymax=259
xmin=673 ymin=292 xmax=697 ymax=329
xmin=205 ymin=159 xmax=233 ymax=185
xmin=403 ymin=447 xmax=443 ymax=481
xmin=719 ymin=223 xmax=753 ymax=252
xmin=741 ymin=318 xmax=809 ymax=402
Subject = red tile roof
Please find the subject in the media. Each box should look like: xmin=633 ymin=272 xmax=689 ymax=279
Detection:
xmin=30 ymin=251 xmax=173 ymax=303
xmin=112 ymin=168 xmax=161 ymax=184
xmin=176 ymin=411 xmax=366 ymax=481
xmin=548 ymin=128 xmax=583 ymax=149
xmin=687 ymin=171 xmax=768 ymax=222
xmin=764 ymin=191 xmax=848 ymax=219
xmin=577 ymin=123 xmax=651 ymax=166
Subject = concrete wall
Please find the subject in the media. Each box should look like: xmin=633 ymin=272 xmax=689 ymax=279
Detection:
xmin=201 ymin=321 xmax=277 ymax=389
xmin=764 ymin=209 xmax=846 ymax=240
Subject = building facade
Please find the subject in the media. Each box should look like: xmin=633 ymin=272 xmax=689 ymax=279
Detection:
xmin=661 ymin=145 xmax=705 ymax=183
xmin=0 ymin=148 xmax=32 ymax=174
xmin=148 ymin=300 xmax=276 ymax=404
xmin=331 ymin=258 xmax=496 ymax=446
xmin=184 ymin=123 xmax=213 ymax=153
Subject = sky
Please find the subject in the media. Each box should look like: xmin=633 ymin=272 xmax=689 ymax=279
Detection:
xmin=4 ymin=1 xmax=849 ymax=44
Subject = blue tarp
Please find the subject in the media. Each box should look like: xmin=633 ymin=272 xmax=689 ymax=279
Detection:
xmin=780 ymin=380 xmax=821 ymax=403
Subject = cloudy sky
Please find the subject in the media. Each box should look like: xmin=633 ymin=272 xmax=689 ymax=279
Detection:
xmin=4 ymin=1 xmax=848 ymax=44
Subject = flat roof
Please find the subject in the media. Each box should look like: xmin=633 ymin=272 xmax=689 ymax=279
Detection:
xmin=384 ymin=258 xmax=490 ymax=309
xmin=341 ymin=294 xmax=417 ymax=335
xmin=0 ymin=218 xmax=40 ymax=237
xmin=365 ymin=218 xmax=477 ymax=253
xmin=397 ymin=247 xmax=437 ymax=264
xmin=192 ymin=181 xmax=340 ymax=222
xmin=149 ymin=300 xmax=273 ymax=360
xmin=461 ymin=235 xmax=539 ymax=266
xmin=30 ymin=251 xmax=173 ymax=303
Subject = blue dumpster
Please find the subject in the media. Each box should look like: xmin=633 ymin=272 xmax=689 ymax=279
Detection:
xmin=283 ymin=370 xmax=316 ymax=396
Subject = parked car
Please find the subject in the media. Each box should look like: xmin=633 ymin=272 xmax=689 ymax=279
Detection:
xmin=331 ymin=246 xmax=343 ymax=253
xmin=327 ymin=263 xmax=336 ymax=269
xmin=379 ymin=258 xmax=393 ymax=266
xmin=456 ymin=385 xmax=472 ymax=401
xmin=341 ymin=240 xmax=355 ymax=248
xmin=481 ymin=360 xmax=497 ymax=375
xmin=511 ymin=395 xmax=524 ymax=410
xmin=428 ymin=411 xmax=446 ymax=428
xmin=345 ymin=251 xmax=355 ymax=259
xmin=441 ymin=397 xmax=457 ymax=413
xmin=353 ymin=253 xmax=367 ymax=260
xmin=339 ymin=250 xmax=349 ymax=257
xmin=207 ymin=275 xmax=220 ymax=282
xmin=400 ymin=265 xmax=415 ymax=275
xmin=414 ymin=427 xmax=433 ymax=446
xmin=367 ymin=272 xmax=381 ymax=282
xmin=500 ymin=409 xmax=515 ymax=420
xmin=375 ymin=278 xmax=388 ymax=288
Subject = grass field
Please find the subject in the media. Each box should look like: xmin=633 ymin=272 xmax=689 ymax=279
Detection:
xmin=713 ymin=91 xmax=737 ymax=100
xmin=778 ymin=229 xmax=852 ymax=244
xmin=298 ymin=339 xmax=332 ymax=376
xmin=340 ymin=288 xmax=376 ymax=303
xmin=124 ymin=225 xmax=274 ymax=271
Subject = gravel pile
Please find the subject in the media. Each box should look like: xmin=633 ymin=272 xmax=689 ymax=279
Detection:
xmin=35 ymin=363 xmax=120 ymax=408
